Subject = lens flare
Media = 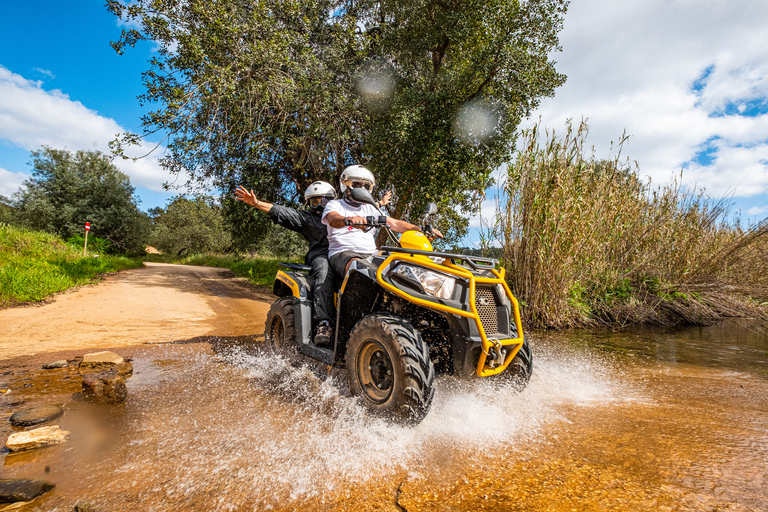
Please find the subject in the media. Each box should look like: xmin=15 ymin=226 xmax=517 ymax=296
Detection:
xmin=452 ymin=99 xmax=502 ymax=145
xmin=356 ymin=63 xmax=395 ymax=112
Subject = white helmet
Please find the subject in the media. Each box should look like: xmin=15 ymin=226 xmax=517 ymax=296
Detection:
xmin=304 ymin=181 xmax=336 ymax=211
xmin=339 ymin=165 xmax=375 ymax=194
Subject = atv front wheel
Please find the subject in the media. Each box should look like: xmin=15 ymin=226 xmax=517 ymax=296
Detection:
xmin=265 ymin=297 xmax=297 ymax=355
xmin=346 ymin=313 xmax=435 ymax=424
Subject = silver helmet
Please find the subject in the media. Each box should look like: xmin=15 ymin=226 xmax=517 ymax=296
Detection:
xmin=304 ymin=181 xmax=336 ymax=211
xmin=339 ymin=165 xmax=375 ymax=194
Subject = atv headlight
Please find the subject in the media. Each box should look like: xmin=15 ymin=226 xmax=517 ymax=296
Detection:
xmin=393 ymin=264 xmax=456 ymax=300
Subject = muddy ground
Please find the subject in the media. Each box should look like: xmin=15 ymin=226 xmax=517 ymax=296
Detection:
xmin=0 ymin=262 xmax=274 ymax=360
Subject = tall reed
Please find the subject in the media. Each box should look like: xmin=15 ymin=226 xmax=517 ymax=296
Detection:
xmin=498 ymin=121 xmax=768 ymax=328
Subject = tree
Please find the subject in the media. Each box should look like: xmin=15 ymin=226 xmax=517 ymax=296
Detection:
xmin=149 ymin=196 xmax=231 ymax=255
xmin=109 ymin=0 xmax=568 ymax=242
xmin=13 ymin=147 xmax=150 ymax=254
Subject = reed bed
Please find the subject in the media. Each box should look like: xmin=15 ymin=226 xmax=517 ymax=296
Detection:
xmin=497 ymin=121 xmax=768 ymax=328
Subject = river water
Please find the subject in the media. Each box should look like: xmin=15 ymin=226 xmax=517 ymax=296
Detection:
xmin=1 ymin=319 xmax=767 ymax=511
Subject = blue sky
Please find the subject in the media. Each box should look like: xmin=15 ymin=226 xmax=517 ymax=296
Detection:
xmin=2 ymin=1 xmax=768 ymax=245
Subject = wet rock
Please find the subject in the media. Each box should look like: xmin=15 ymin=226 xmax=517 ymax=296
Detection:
xmin=114 ymin=362 xmax=133 ymax=378
xmin=6 ymin=426 xmax=69 ymax=451
xmin=0 ymin=479 xmax=55 ymax=504
xmin=9 ymin=405 xmax=63 ymax=427
xmin=81 ymin=369 xmax=127 ymax=404
xmin=42 ymin=360 xmax=68 ymax=370
xmin=74 ymin=499 xmax=92 ymax=511
xmin=80 ymin=351 xmax=124 ymax=370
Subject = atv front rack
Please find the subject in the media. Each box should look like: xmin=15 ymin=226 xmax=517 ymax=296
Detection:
xmin=380 ymin=246 xmax=497 ymax=271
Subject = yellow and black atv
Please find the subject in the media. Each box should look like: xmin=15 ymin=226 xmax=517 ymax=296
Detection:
xmin=265 ymin=189 xmax=532 ymax=424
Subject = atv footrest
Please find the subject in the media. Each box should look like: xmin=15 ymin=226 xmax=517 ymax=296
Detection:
xmin=278 ymin=262 xmax=313 ymax=272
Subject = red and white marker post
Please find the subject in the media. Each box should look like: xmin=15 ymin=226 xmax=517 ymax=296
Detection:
xmin=83 ymin=222 xmax=91 ymax=256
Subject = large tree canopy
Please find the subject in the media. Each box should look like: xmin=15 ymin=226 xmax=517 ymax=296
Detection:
xmin=13 ymin=148 xmax=150 ymax=254
xmin=109 ymin=0 xmax=568 ymax=243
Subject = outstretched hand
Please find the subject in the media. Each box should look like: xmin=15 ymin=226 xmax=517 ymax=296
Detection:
xmin=235 ymin=186 xmax=257 ymax=207
xmin=379 ymin=190 xmax=392 ymax=208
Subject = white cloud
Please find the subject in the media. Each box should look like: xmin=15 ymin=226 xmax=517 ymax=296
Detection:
xmin=530 ymin=0 xmax=768 ymax=199
xmin=0 ymin=167 xmax=28 ymax=197
xmin=32 ymin=68 xmax=55 ymax=79
xmin=0 ymin=66 xmax=174 ymax=196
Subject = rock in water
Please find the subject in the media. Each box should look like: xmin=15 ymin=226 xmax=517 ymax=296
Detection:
xmin=80 ymin=351 xmax=124 ymax=370
xmin=82 ymin=369 xmax=127 ymax=404
xmin=0 ymin=479 xmax=55 ymax=504
xmin=42 ymin=360 xmax=68 ymax=369
xmin=9 ymin=405 xmax=63 ymax=427
xmin=114 ymin=361 xmax=133 ymax=378
xmin=75 ymin=499 xmax=93 ymax=511
xmin=6 ymin=426 xmax=69 ymax=452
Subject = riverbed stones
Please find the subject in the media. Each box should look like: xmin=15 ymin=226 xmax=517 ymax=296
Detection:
xmin=74 ymin=499 xmax=92 ymax=511
xmin=5 ymin=425 xmax=69 ymax=451
xmin=42 ymin=360 xmax=68 ymax=369
xmin=81 ymin=368 xmax=127 ymax=404
xmin=9 ymin=405 xmax=63 ymax=427
xmin=0 ymin=479 xmax=55 ymax=504
xmin=80 ymin=351 xmax=124 ymax=370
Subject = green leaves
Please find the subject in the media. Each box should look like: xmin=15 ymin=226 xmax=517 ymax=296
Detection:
xmin=110 ymin=0 xmax=568 ymax=241
xmin=149 ymin=196 xmax=232 ymax=255
xmin=12 ymin=148 xmax=150 ymax=254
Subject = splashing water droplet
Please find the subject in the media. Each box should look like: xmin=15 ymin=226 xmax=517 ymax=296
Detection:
xmin=453 ymin=99 xmax=501 ymax=145
xmin=356 ymin=62 xmax=395 ymax=112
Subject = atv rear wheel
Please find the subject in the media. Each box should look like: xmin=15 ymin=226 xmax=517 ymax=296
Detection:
xmin=346 ymin=313 xmax=435 ymax=424
xmin=265 ymin=297 xmax=297 ymax=355
xmin=499 ymin=339 xmax=533 ymax=391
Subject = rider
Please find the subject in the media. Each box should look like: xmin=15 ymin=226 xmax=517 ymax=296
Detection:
xmin=322 ymin=165 xmax=443 ymax=279
xmin=235 ymin=182 xmax=337 ymax=345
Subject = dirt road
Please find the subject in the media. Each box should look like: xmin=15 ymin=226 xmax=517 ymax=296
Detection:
xmin=0 ymin=262 xmax=274 ymax=360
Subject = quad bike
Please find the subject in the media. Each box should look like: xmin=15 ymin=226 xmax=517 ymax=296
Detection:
xmin=265 ymin=188 xmax=532 ymax=424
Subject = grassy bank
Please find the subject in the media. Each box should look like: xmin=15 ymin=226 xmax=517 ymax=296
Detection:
xmin=142 ymin=252 xmax=291 ymax=286
xmin=0 ymin=224 xmax=144 ymax=307
xmin=496 ymin=121 xmax=768 ymax=329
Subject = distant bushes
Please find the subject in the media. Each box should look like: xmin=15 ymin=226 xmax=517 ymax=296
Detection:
xmin=498 ymin=121 xmax=768 ymax=328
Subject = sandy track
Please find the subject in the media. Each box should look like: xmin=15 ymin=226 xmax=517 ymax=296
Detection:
xmin=0 ymin=262 xmax=274 ymax=360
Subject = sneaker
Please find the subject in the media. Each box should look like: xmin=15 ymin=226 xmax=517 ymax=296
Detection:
xmin=314 ymin=323 xmax=333 ymax=347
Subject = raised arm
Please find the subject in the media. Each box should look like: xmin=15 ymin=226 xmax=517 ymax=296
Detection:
xmin=235 ymin=185 xmax=274 ymax=213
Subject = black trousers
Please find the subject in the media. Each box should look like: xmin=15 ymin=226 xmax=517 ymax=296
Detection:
xmin=311 ymin=256 xmax=333 ymax=324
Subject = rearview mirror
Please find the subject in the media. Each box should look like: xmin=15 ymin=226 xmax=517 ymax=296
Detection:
xmin=350 ymin=187 xmax=377 ymax=206
xmin=426 ymin=203 xmax=438 ymax=215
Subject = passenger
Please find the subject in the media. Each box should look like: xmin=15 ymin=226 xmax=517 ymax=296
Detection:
xmin=322 ymin=165 xmax=443 ymax=279
xmin=236 ymin=181 xmax=391 ymax=346
xmin=235 ymin=182 xmax=336 ymax=346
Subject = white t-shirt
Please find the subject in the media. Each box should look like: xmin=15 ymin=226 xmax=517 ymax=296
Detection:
xmin=322 ymin=199 xmax=382 ymax=257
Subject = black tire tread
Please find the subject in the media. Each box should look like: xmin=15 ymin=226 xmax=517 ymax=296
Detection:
xmin=265 ymin=297 xmax=297 ymax=354
xmin=347 ymin=312 xmax=435 ymax=424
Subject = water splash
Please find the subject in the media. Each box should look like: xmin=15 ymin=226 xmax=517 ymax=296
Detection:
xmin=90 ymin=341 xmax=638 ymax=508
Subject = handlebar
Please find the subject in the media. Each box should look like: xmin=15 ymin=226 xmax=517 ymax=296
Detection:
xmin=344 ymin=215 xmax=389 ymax=230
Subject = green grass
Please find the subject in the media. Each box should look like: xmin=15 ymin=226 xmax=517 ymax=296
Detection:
xmin=0 ymin=224 xmax=144 ymax=306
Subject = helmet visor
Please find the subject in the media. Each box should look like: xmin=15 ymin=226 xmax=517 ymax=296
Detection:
xmin=309 ymin=196 xmax=332 ymax=208
xmin=348 ymin=180 xmax=373 ymax=191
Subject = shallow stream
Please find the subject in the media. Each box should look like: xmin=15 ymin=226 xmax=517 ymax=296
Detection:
xmin=2 ymin=319 xmax=767 ymax=511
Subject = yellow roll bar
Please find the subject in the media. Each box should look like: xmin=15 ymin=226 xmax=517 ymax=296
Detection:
xmin=375 ymin=252 xmax=525 ymax=377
